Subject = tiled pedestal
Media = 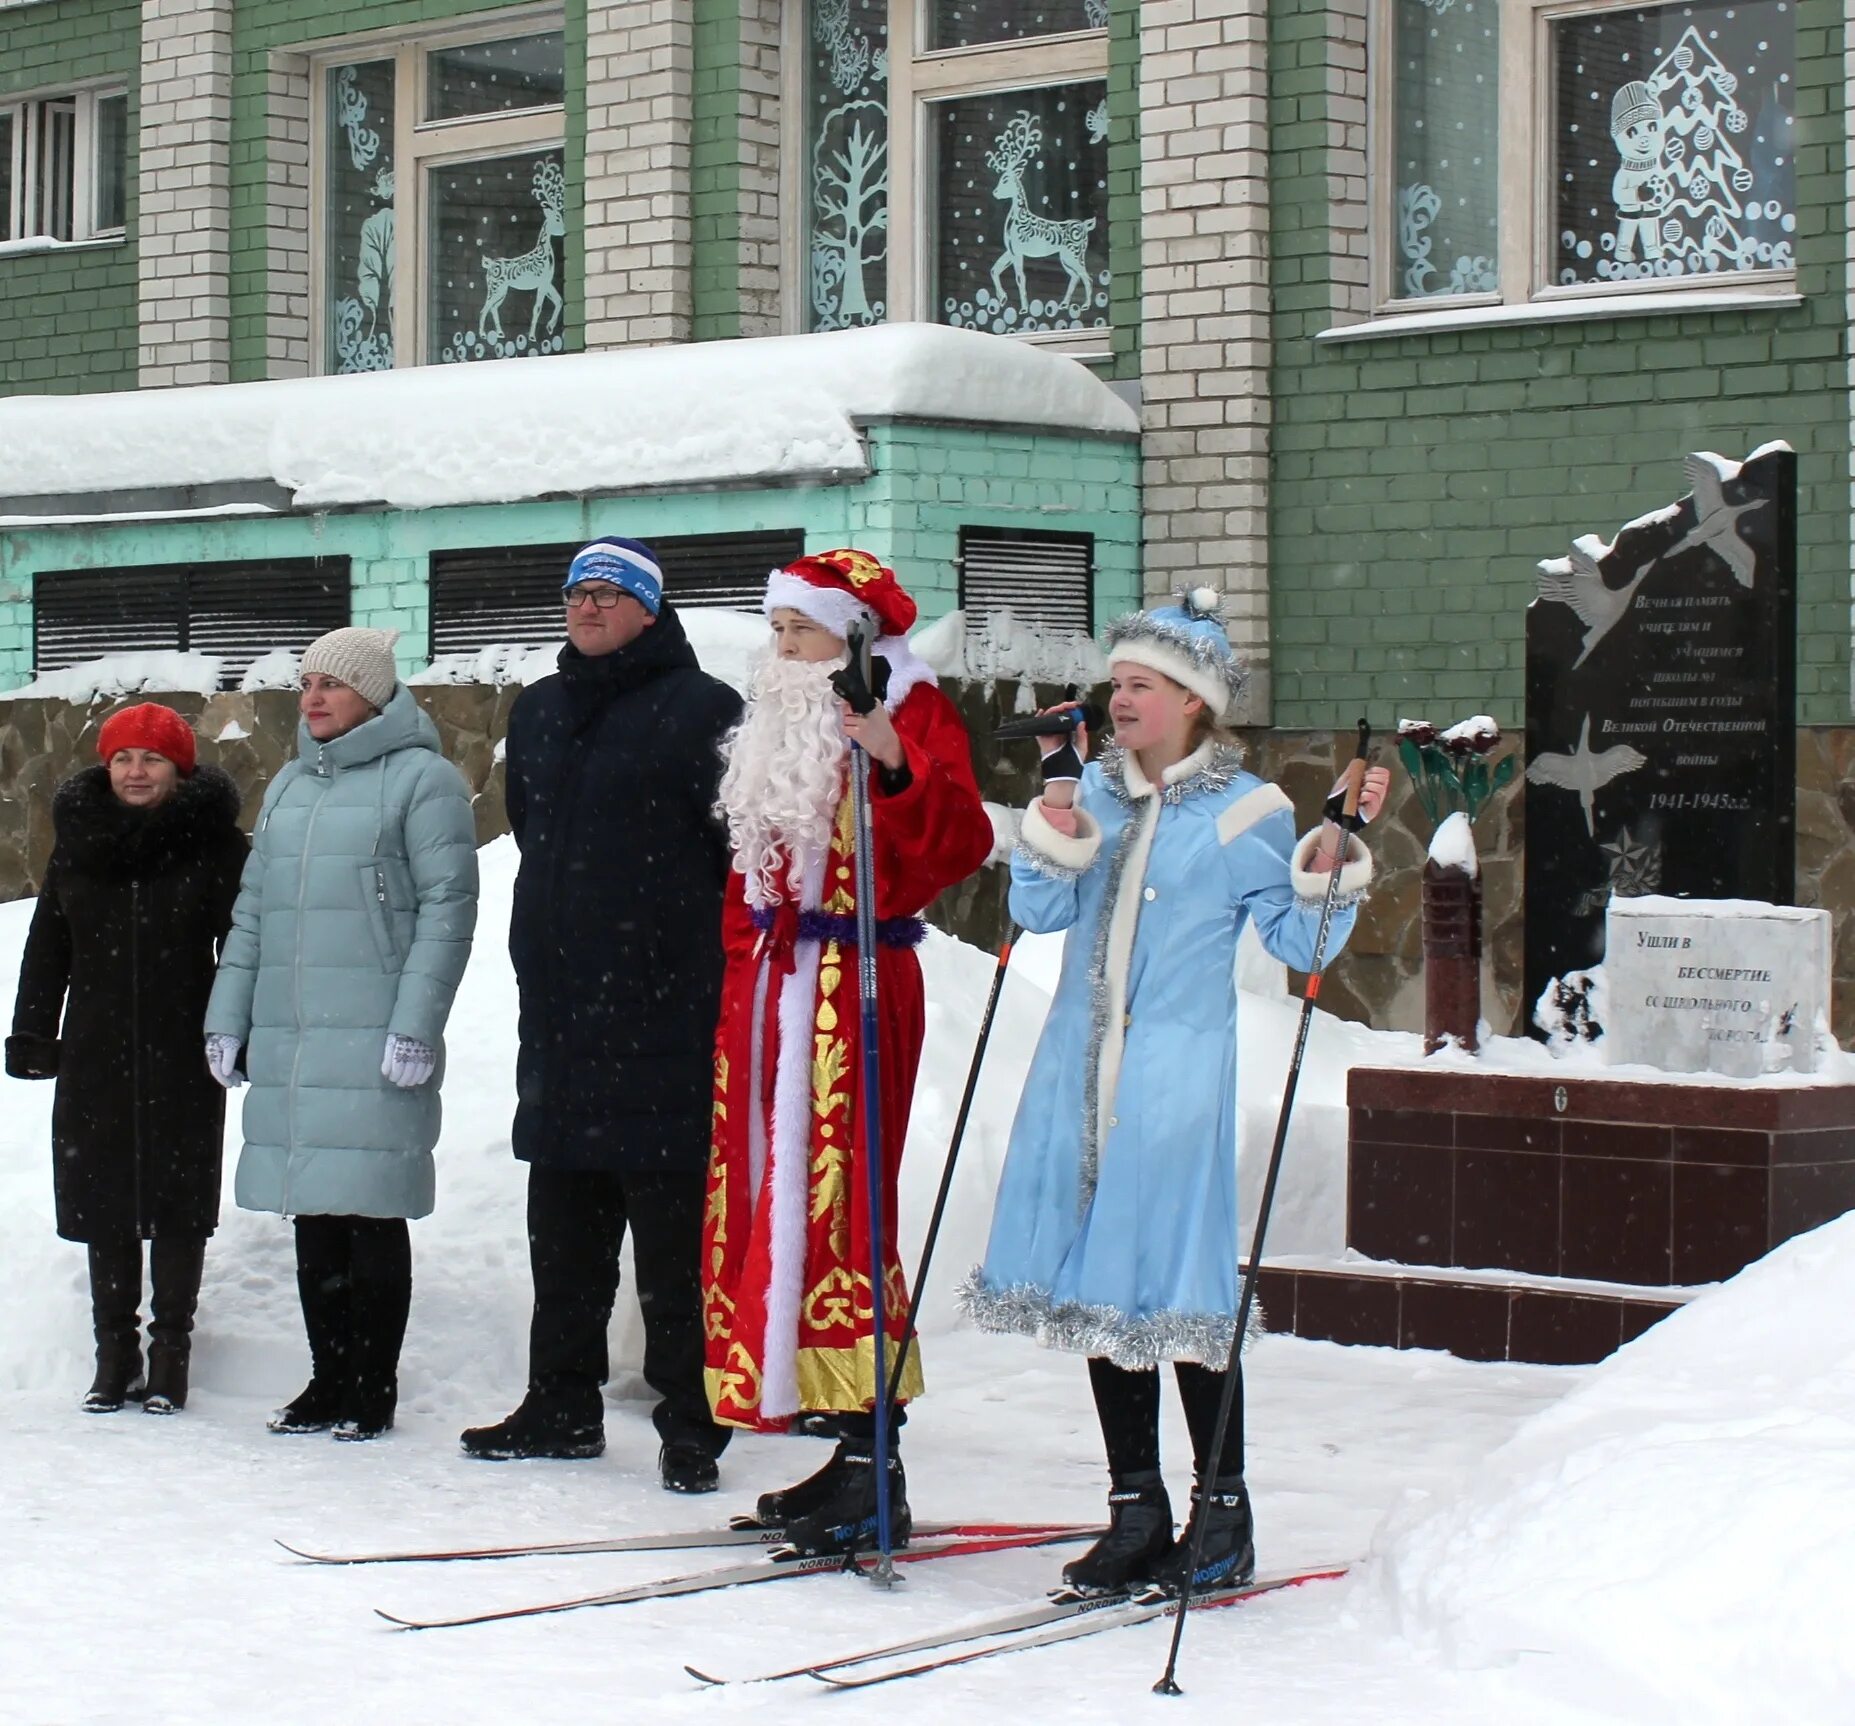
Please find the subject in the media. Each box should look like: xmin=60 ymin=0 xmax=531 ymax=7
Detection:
xmin=1261 ymin=1067 xmax=1855 ymax=1366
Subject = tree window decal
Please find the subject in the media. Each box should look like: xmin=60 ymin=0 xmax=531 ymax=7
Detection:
xmin=806 ymin=0 xmax=889 ymax=331
xmin=327 ymin=61 xmax=395 ymax=372
xmin=1551 ymin=1 xmax=1795 ymax=285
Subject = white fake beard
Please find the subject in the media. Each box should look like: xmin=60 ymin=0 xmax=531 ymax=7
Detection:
xmin=715 ymin=650 xmax=849 ymax=909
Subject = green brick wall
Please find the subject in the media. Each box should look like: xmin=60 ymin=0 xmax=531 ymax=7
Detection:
xmin=1103 ymin=0 xmax=1140 ymax=384
xmin=227 ymin=0 xmax=581 ymax=381
xmin=0 ymin=0 xmax=140 ymax=397
xmin=1267 ymin=0 xmax=1850 ymax=730
xmin=691 ymin=0 xmax=744 ymax=341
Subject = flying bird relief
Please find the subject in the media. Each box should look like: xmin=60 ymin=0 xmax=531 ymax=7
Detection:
xmin=1667 ymin=453 xmax=1766 ymax=588
xmin=1525 ymin=714 xmax=1648 ymax=838
xmin=1535 ymin=534 xmax=1659 ymax=668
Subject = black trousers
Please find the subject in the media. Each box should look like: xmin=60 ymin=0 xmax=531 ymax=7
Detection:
xmin=294 ymin=1214 xmax=411 ymax=1419
xmin=1087 ymin=1356 xmax=1244 ymax=1481
xmin=525 ymin=1163 xmax=730 ymax=1460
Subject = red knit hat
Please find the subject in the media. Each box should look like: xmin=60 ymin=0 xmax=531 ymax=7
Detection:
xmin=763 ymin=548 xmax=918 ymax=640
xmin=96 ymin=703 xmax=198 ymax=776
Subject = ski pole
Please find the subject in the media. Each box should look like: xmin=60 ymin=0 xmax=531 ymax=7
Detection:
xmin=845 ymin=620 xmax=897 ymax=1585
xmin=878 ymin=925 xmax=1020 ymax=1439
xmin=1153 ymin=718 xmax=1371 ymax=1698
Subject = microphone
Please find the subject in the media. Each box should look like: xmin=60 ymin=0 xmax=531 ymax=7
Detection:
xmin=992 ymin=701 xmax=1105 ymax=741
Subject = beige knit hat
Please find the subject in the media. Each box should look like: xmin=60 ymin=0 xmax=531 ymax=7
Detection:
xmin=300 ymin=627 xmax=400 ymax=711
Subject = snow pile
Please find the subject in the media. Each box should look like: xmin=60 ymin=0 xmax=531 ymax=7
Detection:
xmin=411 ymin=645 xmax=562 ymax=689
xmin=1426 ymin=811 xmax=1479 ymax=875
xmin=238 ymin=648 xmax=302 ymax=691
xmin=1 ymin=650 xmax=225 ymax=703
xmin=0 ymin=325 xmax=1137 ymax=512
xmin=1369 ymin=1213 xmax=1855 ymax=1724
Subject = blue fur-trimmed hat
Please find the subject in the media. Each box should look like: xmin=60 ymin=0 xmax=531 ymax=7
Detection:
xmin=564 ymin=538 xmax=663 ymax=615
xmin=1103 ymin=588 xmax=1245 ymax=719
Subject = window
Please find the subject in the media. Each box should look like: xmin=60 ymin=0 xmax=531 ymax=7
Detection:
xmin=33 ymin=560 xmax=351 ymax=689
xmin=317 ymin=21 xmax=567 ymax=372
xmin=1 ymin=88 xmax=126 ymax=245
xmin=958 ymin=526 xmax=1094 ymax=636
xmin=1375 ymin=0 xmax=1795 ymax=311
xmin=796 ymin=0 xmax=1110 ymax=347
xmin=428 ymin=531 xmax=807 ymax=656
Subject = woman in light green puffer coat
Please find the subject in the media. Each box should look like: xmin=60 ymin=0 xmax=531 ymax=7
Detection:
xmin=205 ymin=628 xmax=478 ymax=1441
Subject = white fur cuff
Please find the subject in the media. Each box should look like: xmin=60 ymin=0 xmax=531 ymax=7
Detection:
xmin=1018 ymin=798 xmax=1102 ymax=878
xmin=1290 ymin=829 xmax=1373 ymax=905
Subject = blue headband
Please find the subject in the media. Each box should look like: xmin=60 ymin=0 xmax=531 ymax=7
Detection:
xmin=564 ymin=539 xmax=663 ymax=615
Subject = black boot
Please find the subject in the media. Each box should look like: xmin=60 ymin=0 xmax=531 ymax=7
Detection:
xmin=460 ymin=1395 xmax=605 ymax=1460
xmin=660 ymin=1442 xmax=720 ymax=1494
xmin=144 ymin=1236 xmax=207 ymax=1414
xmin=1146 ymin=1475 xmax=1255 ymax=1598
xmin=269 ymin=1237 xmax=351 ymax=1434
xmin=1057 ymin=1469 xmax=1175 ymax=1599
xmin=333 ymin=1222 xmax=409 ymax=1442
xmin=779 ymin=1448 xmax=912 ymax=1557
xmin=83 ymin=1240 xmax=145 ymax=1413
xmin=750 ymin=1441 xmax=858 ymax=1529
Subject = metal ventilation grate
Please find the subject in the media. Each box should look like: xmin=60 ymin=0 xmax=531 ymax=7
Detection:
xmin=428 ymin=530 xmax=806 ymax=656
xmin=957 ymin=527 xmax=1094 ymax=636
xmin=32 ymin=559 xmax=351 ymax=688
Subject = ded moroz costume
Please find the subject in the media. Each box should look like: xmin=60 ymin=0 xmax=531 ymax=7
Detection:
xmin=963 ymin=591 xmax=1379 ymax=1599
xmin=703 ymin=548 xmax=994 ymax=1553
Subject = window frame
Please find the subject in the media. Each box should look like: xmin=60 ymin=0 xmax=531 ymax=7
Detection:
xmin=781 ymin=4 xmax=1111 ymax=355
xmin=1369 ymin=0 xmax=1798 ymax=319
xmin=1 ymin=83 xmax=128 ymax=248
xmin=305 ymin=6 xmax=566 ymax=373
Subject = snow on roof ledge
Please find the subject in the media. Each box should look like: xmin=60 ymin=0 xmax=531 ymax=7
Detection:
xmin=0 ymin=325 xmax=1139 ymax=516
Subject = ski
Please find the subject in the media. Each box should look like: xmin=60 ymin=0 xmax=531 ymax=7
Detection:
xmin=805 ymin=1565 xmax=1350 ymax=1688
xmin=279 ymin=1518 xmax=1076 ymax=1568
xmin=685 ymin=1584 xmax=1141 ymax=1686
xmin=373 ymin=1525 xmax=1097 ymax=1632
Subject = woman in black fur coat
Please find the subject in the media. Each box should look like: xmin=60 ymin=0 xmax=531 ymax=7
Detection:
xmin=7 ymin=704 xmax=248 ymax=1414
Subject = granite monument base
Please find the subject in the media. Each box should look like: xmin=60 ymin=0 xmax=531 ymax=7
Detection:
xmin=1259 ymin=1066 xmax=1855 ymax=1365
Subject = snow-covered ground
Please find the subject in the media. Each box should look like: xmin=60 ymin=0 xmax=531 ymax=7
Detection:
xmin=3 ymin=837 xmax=1848 ymax=1724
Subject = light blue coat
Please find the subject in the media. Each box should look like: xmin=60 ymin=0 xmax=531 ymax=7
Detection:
xmin=204 ymin=688 xmax=479 ymax=1220
xmin=964 ymin=740 xmax=1370 ymax=1368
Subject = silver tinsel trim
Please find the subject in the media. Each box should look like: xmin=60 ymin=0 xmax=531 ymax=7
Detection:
xmin=1098 ymin=742 xmax=1247 ymax=808
xmin=1295 ymin=885 xmax=1367 ymax=914
xmin=959 ymin=1267 xmax=1264 ymax=1368
xmin=1103 ymin=612 xmax=1248 ymax=714
xmin=1078 ymin=796 xmax=1152 ymax=1214
xmin=1013 ymin=840 xmax=1086 ymax=882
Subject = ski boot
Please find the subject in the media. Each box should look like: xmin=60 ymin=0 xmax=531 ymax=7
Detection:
xmin=1055 ymin=1469 xmax=1175 ymax=1599
xmin=779 ymin=1449 xmax=912 ymax=1557
xmin=747 ymin=1440 xmax=857 ymax=1529
xmin=1145 ymin=1474 xmax=1254 ymax=1598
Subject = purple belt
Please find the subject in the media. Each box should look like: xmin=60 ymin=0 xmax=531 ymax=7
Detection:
xmin=749 ymin=906 xmax=928 ymax=950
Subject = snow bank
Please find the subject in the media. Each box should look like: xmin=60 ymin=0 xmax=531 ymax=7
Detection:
xmin=0 ymin=650 xmax=225 ymax=703
xmin=1367 ymin=1213 xmax=1855 ymax=1723
xmin=0 ymin=324 xmax=1138 ymax=512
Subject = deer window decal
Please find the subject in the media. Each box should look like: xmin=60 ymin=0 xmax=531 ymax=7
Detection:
xmin=985 ymin=111 xmax=1097 ymax=313
xmin=478 ymin=156 xmax=566 ymax=345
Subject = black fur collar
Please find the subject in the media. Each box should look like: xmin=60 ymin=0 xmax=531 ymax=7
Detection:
xmin=51 ymin=764 xmax=243 ymax=879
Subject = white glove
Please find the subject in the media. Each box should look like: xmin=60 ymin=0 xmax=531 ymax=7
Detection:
xmin=205 ymin=1033 xmax=245 ymax=1089
xmin=382 ymin=1034 xmax=436 ymax=1089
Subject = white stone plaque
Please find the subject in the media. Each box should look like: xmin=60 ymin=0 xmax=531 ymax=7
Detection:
xmin=1604 ymin=896 xmax=1830 ymax=1077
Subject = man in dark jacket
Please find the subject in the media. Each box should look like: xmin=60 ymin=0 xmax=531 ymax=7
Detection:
xmin=461 ymin=538 xmax=743 ymax=1491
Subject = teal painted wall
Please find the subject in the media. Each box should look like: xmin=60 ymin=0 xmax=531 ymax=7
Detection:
xmin=0 ymin=0 xmax=141 ymax=398
xmin=0 ymin=424 xmax=1140 ymax=687
xmin=1267 ymin=0 xmax=1850 ymax=731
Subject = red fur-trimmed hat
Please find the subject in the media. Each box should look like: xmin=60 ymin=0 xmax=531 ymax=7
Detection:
xmin=96 ymin=702 xmax=197 ymax=775
xmin=763 ymin=548 xmax=918 ymax=641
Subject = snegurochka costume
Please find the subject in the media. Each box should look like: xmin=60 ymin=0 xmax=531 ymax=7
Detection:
xmin=702 ymin=549 xmax=993 ymax=1553
xmin=963 ymin=592 xmax=1374 ymax=1599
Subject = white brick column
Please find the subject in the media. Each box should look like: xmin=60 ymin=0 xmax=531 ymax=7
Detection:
xmin=1138 ymin=0 xmax=1273 ymax=723
xmin=738 ymin=0 xmax=782 ymax=337
xmin=1328 ymin=0 xmax=1370 ymax=323
xmin=137 ymin=0 xmax=233 ymax=387
xmin=584 ymin=0 xmax=695 ymax=347
xmin=263 ymin=53 xmax=311 ymax=379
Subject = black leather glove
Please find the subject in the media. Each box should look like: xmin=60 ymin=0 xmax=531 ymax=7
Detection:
xmin=1039 ymin=740 xmax=1085 ymax=784
xmin=5 ymin=1033 xmax=60 ymax=1080
xmin=830 ymin=653 xmax=891 ymax=716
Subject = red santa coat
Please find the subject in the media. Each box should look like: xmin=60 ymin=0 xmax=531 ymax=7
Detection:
xmin=703 ymin=679 xmax=994 ymax=1430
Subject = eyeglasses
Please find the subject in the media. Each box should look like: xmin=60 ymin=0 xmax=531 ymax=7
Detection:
xmin=565 ymin=585 xmax=628 ymax=610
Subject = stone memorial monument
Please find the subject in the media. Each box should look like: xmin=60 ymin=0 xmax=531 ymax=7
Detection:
xmin=1524 ymin=443 xmax=1797 ymax=1023
xmin=1604 ymin=895 xmax=1829 ymax=1077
